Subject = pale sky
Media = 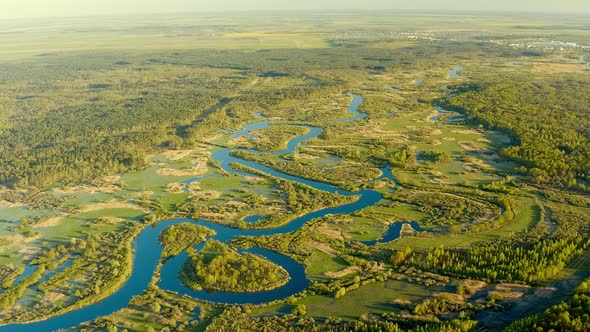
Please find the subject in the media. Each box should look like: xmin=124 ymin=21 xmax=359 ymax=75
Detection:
xmin=1 ymin=0 xmax=588 ymax=19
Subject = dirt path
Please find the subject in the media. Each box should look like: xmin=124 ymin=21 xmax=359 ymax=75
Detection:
xmin=543 ymin=206 xmax=557 ymax=234
xmin=474 ymin=249 xmax=590 ymax=331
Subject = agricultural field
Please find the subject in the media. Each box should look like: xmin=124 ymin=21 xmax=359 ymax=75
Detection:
xmin=0 ymin=10 xmax=589 ymax=332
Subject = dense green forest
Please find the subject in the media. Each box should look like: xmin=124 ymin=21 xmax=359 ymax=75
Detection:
xmin=159 ymin=223 xmax=216 ymax=259
xmin=0 ymin=41 xmax=531 ymax=188
xmin=182 ymin=240 xmax=289 ymax=292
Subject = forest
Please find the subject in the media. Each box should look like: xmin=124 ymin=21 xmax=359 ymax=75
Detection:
xmin=182 ymin=240 xmax=289 ymax=293
xmin=443 ymin=77 xmax=590 ymax=190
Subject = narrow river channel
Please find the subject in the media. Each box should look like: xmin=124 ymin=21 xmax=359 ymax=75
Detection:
xmin=1 ymin=93 xmax=419 ymax=331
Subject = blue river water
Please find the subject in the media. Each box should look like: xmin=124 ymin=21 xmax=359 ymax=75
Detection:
xmin=244 ymin=215 xmax=267 ymax=223
xmin=1 ymin=93 xmax=417 ymax=331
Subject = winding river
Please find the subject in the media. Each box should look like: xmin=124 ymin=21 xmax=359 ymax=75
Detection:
xmin=1 ymin=93 xmax=415 ymax=331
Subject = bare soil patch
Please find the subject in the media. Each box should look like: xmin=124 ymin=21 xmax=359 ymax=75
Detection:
xmin=308 ymin=240 xmax=338 ymax=257
xmin=325 ymin=266 xmax=361 ymax=278
xmin=452 ymin=129 xmax=481 ymax=135
xmin=77 ymin=201 xmax=149 ymax=213
xmin=33 ymin=216 xmax=64 ymax=228
xmin=54 ymin=185 xmax=120 ymax=195
xmin=318 ymin=224 xmax=343 ymax=240
xmin=458 ymin=141 xmax=480 ymax=151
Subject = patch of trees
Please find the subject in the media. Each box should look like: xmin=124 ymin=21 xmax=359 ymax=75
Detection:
xmin=386 ymin=190 xmax=497 ymax=226
xmin=420 ymin=151 xmax=451 ymax=164
xmin=175 ymin=163 xmax=354 ymax=230
xmin=159 ymin=223 xmax=216 ymax=259
xmin=232 ymin=125 xmax=309 ymax=152
xmin=404 ymin=235 xmax=589 ymax=284
xmin=505 ymin=278 xmax=590 ymax=332
xmin=443 ymin=78 xmax=590 ymax=190
xmin=0 ymin=223 xmax=140 ymax=323
xmin=206 ymin=305 xmax=477 ymax=332
xmin=231 ymin=150 xmax=379 ymax=190
xmin=182 ymin=240 xmax=289 ymax=293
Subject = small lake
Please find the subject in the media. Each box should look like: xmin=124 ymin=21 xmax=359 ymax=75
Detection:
xmin=448 ymin=66 xmax=463 ymax=79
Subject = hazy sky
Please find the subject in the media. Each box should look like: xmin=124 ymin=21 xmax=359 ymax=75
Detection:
xmin=1 ymin=0 xmax=588 ymax=19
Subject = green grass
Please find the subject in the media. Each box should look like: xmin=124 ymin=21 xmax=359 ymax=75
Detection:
xmin=155 ymin=192 xmax=190 ymax=211
xmin=379 ymin=105 xmax=515 ymax=187
xmin=253 ymin=279 xmax=439 ymax=321
xmin=0 ymin=206 xmax=46 ymax=224
xmin=386 ymin=195 xmax=540 ymax=250
xmin=199 ymin=175 xmax=249 ymax=190
xmin=362 ymin=203 xmax=430 ymax=223
xmin=61 ymin=192 xmax=118 ymax=209
xmin=307 ymin=250 xmax=349 ymax=280
xmin=340 ymin=217 xmax=387 ymax=242
xmin=118 ymin=166 xmax=191 ymax=193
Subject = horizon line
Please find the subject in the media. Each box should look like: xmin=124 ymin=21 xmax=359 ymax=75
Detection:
xmin=2 ymin=9 xmax=589 ymax=22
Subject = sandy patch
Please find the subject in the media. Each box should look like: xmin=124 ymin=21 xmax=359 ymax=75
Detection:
xmin=373 ymin=180 xmax=389 ymax=188
xmin=432 ymin=140 xmax=442 ymax=146
xmin=429 ymin=170 xmax=444 ymax=177
xmin=54 ymin=185 xmax=120 ymax=195
xmin=488 ymin=290 xmax=524 ymax=300
xmin=495 ymin=283 xmax=531 ymax=292
xmin=463 ymin=157 xmax=493 ymax=172
xmin=460 ymin=279 xmax=487 ymax=295
xmin=452 ymin=129 xmax=480 ymax=135
xmin=431 ymin=129 xmax=443 ymax=136
xmin=46 ymin=291 xmax=66 ymax=303
xmin=244 ymin=176 xmax=265 ymax=184
xmin=442 ymin=137 xmax=455 ymax=141
xmin=318 ymin=225 xmax=343 ymax=240
xmin=401 ymin=223 xmax=417 ymax=235
xmin=17 ymin=246 xmax=42 ymax=259
xmin=488 ymin=283 xmax=531 ymax=300
xmin=202 ymin=212 xmax=237 ymax=221
xmin=157 ymin=153 xmax=209 ymax=177
xmin=360 ymin=122 xmax=407 ymax=139
xmin=102 ymin=175 xmax=121 ymax=183
xmin=96 ymin=216 xmax=126 ymax=224
xmin=431 ymin=178 xmax=451 ymax=185
xmin=227 ymin=201 xmax=249 ymax=208
xmin=165 ymin=182 xmax=185 ymax=193
xmin=532 ymin=62 xmax=586 ymax=73
xmin=459 ymin=141 xmax=480 ymax=151
xmin=325 ymin=266 xmax=361 ymax=278
xmin=2 ymin=234 xmax=41 ymax=247
xmin=77 ymin=201 xmax=149 ymax=213
xmin=187 ymin=184 xmax=222 ymax=200
xmin=296 ymin=154 xmax=320 ymax=161
xmin=393 ymin=298 xmax=412 ymax=305
xmin=0 ymin=200 xmax=26 ymax=208
xmin=162 ymin=149 xmax=194 ymax=161
xmin=157 ymin=168 xmax=197 ymax=177
xmin=33 ymin=216 xmax=64 ymax=228
xmin=308 ymin=240 xmax=338 ymax=257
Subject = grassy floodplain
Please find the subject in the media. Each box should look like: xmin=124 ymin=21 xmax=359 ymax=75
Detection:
xmin=0 ymin=11 xmax=589 ymax=332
